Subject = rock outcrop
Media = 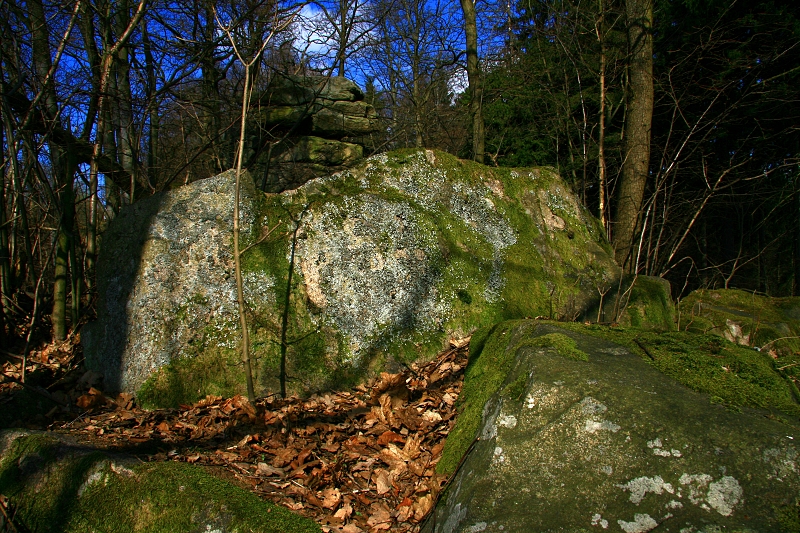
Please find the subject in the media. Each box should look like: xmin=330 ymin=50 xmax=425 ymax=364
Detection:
xmin=85 ymin=150 xmax=621 ymax=407
xmin=426 ymin=320 xmax=800 ymax=532
xmin=679 ymin=288 xmax=800 ymax=353
xmin=0 ymin=430 xmax=320 ymax=533
xmin=255 ymin=75 xmax=380 ymax=192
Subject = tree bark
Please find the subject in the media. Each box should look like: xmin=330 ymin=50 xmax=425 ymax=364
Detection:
xmin=614 ymin=0 xmax=653 ymax=272
xmin=460 ymin=0 xmax=484 ymax=163
xmin=596 ymin=0 xmax=609 ymax=237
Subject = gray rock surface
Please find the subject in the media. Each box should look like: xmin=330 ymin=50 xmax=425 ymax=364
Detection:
xmin=83 ymin=170 xmax=262 ymax=395
xmin=84 ymin=150 xmax=621 ymax=406
xmin=425 ymin=321 xmax=800 ymax=532
xmin=264 ymin=75 xmax=365 ymax=105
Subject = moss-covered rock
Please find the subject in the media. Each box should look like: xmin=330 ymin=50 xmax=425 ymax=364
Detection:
xmin=581 ymin=275 xmax=676 ymax=331
xmin=679 ymin=288 xmax=800 ymax=354
xmin=86 ymin=150 xmax=621 ymax=407
xmin=428 ymin=321 xmax=800 ymax=532
xmin=0 ymin=431 xmax=320 ymax=533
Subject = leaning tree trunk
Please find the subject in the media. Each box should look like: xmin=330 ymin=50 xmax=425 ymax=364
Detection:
xmin=613 ymin=0 xmax=653 ymax=272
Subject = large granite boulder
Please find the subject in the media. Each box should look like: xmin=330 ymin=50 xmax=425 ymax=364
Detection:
xmin=85 ymin=150 xmax=621 ymax=407
xmin=427 ymin=320 xmax=800 ymax=532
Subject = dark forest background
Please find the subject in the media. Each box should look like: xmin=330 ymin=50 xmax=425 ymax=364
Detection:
xmin=0 ymin=0 xmax=798 ymax=346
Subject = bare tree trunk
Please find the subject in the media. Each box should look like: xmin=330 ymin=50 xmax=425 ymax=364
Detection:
xmin=219 ymin=10 xmax=289 ymax=401
xmin=614 ymin=0 xmax=653 ymax=272
xmin=142 ymin=18 xmax=159 ymax=185
xmin=596 ymin=0 xmax=609 ymax=237
xmin=27 ymin=0 xmax=75 ymax=340
xmin=460 ymin=0 xmax=484 ymax=163
xmin=113 ymin=0 xmax=138 ymax=202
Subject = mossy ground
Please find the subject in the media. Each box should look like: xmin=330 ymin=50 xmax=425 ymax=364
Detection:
xmin=0 ymin=433 xmax=320 ymax=533
xmin=436 ymin=320 xmax=530 ymax=474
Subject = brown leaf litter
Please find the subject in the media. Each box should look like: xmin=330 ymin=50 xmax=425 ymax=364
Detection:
xmin=30 ymin=340 xmax=470 ymax=533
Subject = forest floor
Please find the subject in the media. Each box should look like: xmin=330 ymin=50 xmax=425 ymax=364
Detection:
xmin=0 ymin=335 xmax=469 ymax=533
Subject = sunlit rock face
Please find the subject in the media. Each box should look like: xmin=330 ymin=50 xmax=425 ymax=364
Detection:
xmin=85 ymin=150 xmax=620 ymax=407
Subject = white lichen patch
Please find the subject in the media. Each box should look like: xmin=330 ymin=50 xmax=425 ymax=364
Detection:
xmin=617 ymin=514 xmax=659 ymax=533
xmin=110 ymin=462 xmax=135 ymax=477
xmin=618 ymin=476 xmax=675 ymax=505
xmin=581 ymin=397 xmax=608 ymax=415
xmin=465 ymin=522 xmax=487 ymax=533
xmin=647 ymin=438 xmax=683 ymax=457
xmin=762 ymin=446 xmax=799 ymax=479
xmin=723 ymin=319 xmax=750 ymax=346
xmin=584 ymin=420 xmax=621 ymax=434
xmin=525 ymin=384 xmax=561 ymax=412
xmin=295 ymin=195 xmax=448 ymax=364
xmin=676 ymin=473 xmax=742 ymax=516
xmin=706 ymin=476 xmax=742 ymax=516
xmin=497 ymin=414 xmax=518 ymax=429
xmin=493 ymin=447 xmax=506 ymax=464
xmin=591 ymin=513 xmax=609 ymax=529
xmin=78 ymin=460 xmax=109 ymax=497
xmin=243 ymin=271 xmax=276 ymax=307
xmin=679 ymin=473 xmax=713 ymax=505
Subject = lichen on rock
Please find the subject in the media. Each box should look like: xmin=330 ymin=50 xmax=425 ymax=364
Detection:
xmin=85 ymin=149 xmax=621 ymax=407
xmin=425 ymin=320 xmax=800 ymax=533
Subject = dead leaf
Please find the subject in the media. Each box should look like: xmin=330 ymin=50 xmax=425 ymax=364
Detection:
xmin=373 ymin=469 xmax=393 ymax=495
xmin=402 ymin=434 xmax=421 ymax=460
xmin=333 ymin=502 xmax=353 ymax=520
xmin=367 ymin=502 xmax=393 ymax=530
xmin=321 ymin=487 xmax=342 ymax=510
xmin=376 ymin=431 xmax=404 ymax=446
xmin=257 ymin=462 xmax=284 ymax=477
xmin=421 ymin=410 xmax=442 ymax=423
xmin=412 ymin=494 xmax=434 ymax=521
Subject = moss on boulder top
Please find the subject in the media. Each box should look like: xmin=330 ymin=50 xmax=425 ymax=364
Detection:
xmin=85 ymin=149 xmax=621 ymax=408
xmin=429 ymin=320 xmax=800 ymax=532
xmin=0 ymin=431 xmax=320 ymax=533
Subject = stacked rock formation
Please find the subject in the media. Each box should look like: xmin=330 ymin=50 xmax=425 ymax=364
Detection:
xmin=255 ymin=75 xmax=380 ymax=192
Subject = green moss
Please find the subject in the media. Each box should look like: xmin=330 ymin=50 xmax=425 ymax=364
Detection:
xmin=679 ymin=289 xmax=800 ymax=353
xmin=774 ymin=498 xmax=800 ymax=532
xmin=138 ymin=348 xmax=243 ymax=409
xmin=437 ymin=320 xmax=529 ymax=474
xmin=523 ymin=332 xmax=589 ymax=362
xmin=440 ymin=319 xmax=800 ymax=476
xmin=554 ymin=321 xmax=800 ymax=419
xmin=0 ymin=434 xmax=320 ymax=533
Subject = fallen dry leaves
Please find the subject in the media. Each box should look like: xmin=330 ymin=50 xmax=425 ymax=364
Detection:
xmin=46 ymin=340 xmax=469 ymax=533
